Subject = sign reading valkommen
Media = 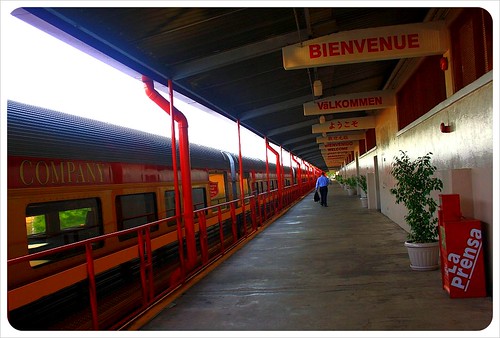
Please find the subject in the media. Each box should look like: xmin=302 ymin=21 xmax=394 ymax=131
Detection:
xmin=304 ymin=90 xmax=394 ymax=115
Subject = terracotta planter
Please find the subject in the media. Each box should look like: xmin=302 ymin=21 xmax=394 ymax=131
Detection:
xmin=404 ymin=241 xmax=440 ymax=271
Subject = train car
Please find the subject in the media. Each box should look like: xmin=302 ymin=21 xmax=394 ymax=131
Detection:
xmin=6 ymin=100 xmax=300 ymax=330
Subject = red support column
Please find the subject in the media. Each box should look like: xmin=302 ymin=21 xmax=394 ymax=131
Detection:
xmin=291 ymin=154 xmax=302 ymax=192
xmin=237 ymin=120 xmax=247 ymax=236
xmin=142 ymin=77 xmax=196 ymax=271
xmin=168 ymin=80 xmax=186 ymax=279
xmin=266 ymin=140 xmax=282 ymax=210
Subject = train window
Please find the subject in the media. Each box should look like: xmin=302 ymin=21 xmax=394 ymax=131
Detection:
xmin=116 ymin=193 xmax=158 ymax=241
xmin=25 ymin=198 xmax=103 ymax=267
xmin=192 ymin=187 xmax=207 ymax=211
xmin=164 ymin=190 xmax=177 ymax=226
xmin=252 ymin=181 xmax=259 ymax=195
xmin=242 ymin=178 xmax=251 ymax=198
xmin=261 ymin=181 xmax=267 ymax=193
xmin=234 ymin=182 xmax=241 ymax=200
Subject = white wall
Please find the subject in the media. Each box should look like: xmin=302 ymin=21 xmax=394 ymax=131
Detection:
xmin=342 ymin=72 xmax=494 ymax=283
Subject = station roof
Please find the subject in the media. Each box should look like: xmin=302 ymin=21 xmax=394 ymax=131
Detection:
xmin=11 ymin=6 xmax=448 ymax=171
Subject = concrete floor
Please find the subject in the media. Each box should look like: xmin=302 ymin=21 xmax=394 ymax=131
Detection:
xmin=140 ymin=183 xmax=495 ymax=334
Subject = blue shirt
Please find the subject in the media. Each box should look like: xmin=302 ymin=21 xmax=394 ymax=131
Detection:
xmin=316 ymin=175 xmax=329 ymax=189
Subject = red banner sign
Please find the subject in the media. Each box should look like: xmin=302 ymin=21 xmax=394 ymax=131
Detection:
xmin=209 ymin=181 xmax=219 ymax=198
xmin=438 ymin=194 xmax=487 ymax=298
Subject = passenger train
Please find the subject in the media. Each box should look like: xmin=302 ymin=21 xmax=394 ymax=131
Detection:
xmin=7 ymin=100 xmax=315 ymax=330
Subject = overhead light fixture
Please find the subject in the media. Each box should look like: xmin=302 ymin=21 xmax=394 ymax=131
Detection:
xmin=313 ymin=80 xmax=323 ymax=97
xmin=319 ymin=115 xmax=326 ymax=124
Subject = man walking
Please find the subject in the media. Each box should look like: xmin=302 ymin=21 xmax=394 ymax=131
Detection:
xmin=315 ymin=172 xmax=329 ymax=207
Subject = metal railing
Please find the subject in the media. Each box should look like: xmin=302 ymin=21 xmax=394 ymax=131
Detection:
xmin=8 ymin=183 xmax=314 ymax=330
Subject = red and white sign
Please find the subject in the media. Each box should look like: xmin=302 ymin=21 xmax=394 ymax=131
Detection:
xmin=324 ymin=154 xmax=346 ymax=158
xmin=304 ymin=90 xmax=395 ymax=115
xmin=324 ymin=154 xmax=349 ymax=159
xmin=312 ymin=116 xmax=375 ymax=133
xmin=320 ymin=141 xmax=354 ymax=148
xmin=324 ymin=160 xmax=344 ymax=167
xmin=323 ymin=151 xmax=350 ymax=157
xmin=324 ymin=157 xmax=347 ymax=162
xmin=283 ymin=21 xmax=448 ymax=70
xmin=438 ymin=194 xmax=487 ymax=298
xmin=440 ymin=221 xmax=487 ymax=298
xmin=316 ymin=133 xmax=365 ymax=143
xmin=321 ymin=145 xmax=355 ymax=152
xmin=209 ymin=181 xmax=219 ymax=198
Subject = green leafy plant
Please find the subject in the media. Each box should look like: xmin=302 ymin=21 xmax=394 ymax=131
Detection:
xmin=335 ymin=175 xmax=344 ymax=185
xmin=390 ymin=151 xmax=443 ymax=243
xmin=357 ymin=174 xmax=367 ymax=195
xmin=345 ymin=176 xmax=357 ymax=189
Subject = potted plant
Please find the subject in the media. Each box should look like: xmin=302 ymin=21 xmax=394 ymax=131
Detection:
xmin=390 ymin=151 xmax=443 ymax=271
xmin=335 ymin=175 xmax=344 ymax=187
xmin=357 ymin=174 xmax=368 ymax=207
xmin=345 ymin=176 xmax=357 ymax=196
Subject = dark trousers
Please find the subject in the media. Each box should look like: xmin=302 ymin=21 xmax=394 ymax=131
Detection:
xmin=319 ymin=186 xmax=328 ymax=206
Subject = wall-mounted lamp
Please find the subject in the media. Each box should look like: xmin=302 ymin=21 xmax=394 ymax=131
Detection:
xmin=440 ymin=122 xmax=452 ymax=133
xmin=319 ymin=115 xmax=326 ymax=124
xmin=313 ymin=80 xmax=323 ymax=97
xmin=440 ymin=56 xmax=448 ymax=71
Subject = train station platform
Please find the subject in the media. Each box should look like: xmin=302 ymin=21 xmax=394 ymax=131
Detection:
xmin=138 ymin=183 xmax=494 ymax=333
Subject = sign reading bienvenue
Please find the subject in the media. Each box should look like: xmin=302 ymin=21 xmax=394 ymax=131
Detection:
xmin=283 ymin=21 xmax=448 ymax=70
xmin=312 ymin=116 xmax=375 ymax=133
xmin=304 ymin=90 xmax=394 ymax=115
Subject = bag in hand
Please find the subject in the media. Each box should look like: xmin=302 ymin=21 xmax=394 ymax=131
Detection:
xmin=314 ymin=190 xmax=320 ymax=202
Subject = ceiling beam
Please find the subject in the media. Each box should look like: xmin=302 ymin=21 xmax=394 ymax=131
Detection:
xmin=267 ymin=119 xmax=316 ymax=137
xmin=290 ymin=142 xmax=319 ymax=152
xmin=240 ymin=95 xmax=310 ymax=121
xmin=171 ymin=30 xmax=308 ymax=80
xmin=297 ymin=147 xmax=324 ymax=157
xmin=281 ymin=133 xmax=317 ymax=147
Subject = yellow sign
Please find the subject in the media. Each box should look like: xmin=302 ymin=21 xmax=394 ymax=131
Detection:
xmin=321 ymin=145 xmax=356 ymax=153
xmin=283 ymin=21 xmax=448 ymax=70
xmin=319 ymin=141 xmax=355 ymax=148
xmin=304 ymin=90 xmax=395 ymax=115
xmin=312 ymin=116 xmax=375 ymax=133
xmin=316 ymin=133 xmax=365 ymax=143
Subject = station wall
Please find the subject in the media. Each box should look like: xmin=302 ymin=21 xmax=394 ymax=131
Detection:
xmin=342 ymin=71 xmax=493 ymax=283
